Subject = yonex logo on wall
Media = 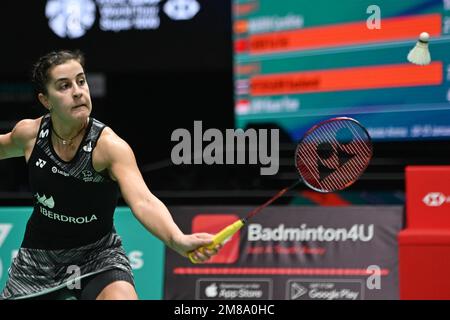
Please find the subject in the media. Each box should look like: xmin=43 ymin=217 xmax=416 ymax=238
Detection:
xmin=46 ymin=0 xmax=96 ymax=39
xmin=163 ymin=0 xmax=200 ymax=20
xmin=45 ymin=0 xmax=202 ymax=38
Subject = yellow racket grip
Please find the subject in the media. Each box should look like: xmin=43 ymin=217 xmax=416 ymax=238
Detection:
xmin=188 ymin=219 xmax=245 ymax=264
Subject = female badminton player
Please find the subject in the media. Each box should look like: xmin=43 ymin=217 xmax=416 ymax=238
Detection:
xmin=0 ymin=50 xmax=220 ymax=300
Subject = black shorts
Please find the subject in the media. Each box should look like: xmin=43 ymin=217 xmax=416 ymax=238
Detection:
xmin=1 ymin=231 xmax=134 ymax=300
xmin=29 ymin=268 xmax=134 ymax=300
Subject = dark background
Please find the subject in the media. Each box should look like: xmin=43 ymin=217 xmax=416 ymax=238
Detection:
xmin=0 ymin=0 xmax=449 ymax=206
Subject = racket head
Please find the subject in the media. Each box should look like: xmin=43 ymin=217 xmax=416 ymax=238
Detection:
xmin=295 ymin=117 xmax=373 ymax=193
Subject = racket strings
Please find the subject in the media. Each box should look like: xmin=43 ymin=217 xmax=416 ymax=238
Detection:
xmin=318 ymin=122 xmax=370 ymax=189
xmin=296 ymin=118 xmax=372 ymax=192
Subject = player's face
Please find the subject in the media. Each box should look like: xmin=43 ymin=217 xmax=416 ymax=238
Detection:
xmin=43 ymin=59 xmax=92 ymax=123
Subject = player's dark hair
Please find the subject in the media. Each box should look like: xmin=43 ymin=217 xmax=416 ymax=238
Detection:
xmin=31 ymin=50 xmax=85 ymax=95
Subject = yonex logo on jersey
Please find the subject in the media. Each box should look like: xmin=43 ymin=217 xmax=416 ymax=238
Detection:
xmin=39 ymin=129 xmax=50 ymax=139
xmin=35 ymin=193 xmax=55 ymax=209
xmin=36 ymin=159 xmax=47 ymax=168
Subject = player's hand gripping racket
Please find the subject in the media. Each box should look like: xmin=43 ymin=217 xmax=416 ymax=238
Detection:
xmin=188 ymin=117 xmax=373 ymax=263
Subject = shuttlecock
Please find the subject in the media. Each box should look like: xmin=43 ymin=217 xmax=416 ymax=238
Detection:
xmin=407 ymin=32 xmax=431 ymax=66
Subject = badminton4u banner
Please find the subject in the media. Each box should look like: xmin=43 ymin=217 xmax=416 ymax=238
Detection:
xmin=164 ymin=206 xmax=403 ymax=300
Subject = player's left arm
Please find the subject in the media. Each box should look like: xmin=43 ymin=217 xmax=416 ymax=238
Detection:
xmin=99 ymin=129 xmax=217 ymax=261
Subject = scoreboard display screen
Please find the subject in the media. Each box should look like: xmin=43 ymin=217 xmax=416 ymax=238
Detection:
xmin=233 ymin=0 xmax=450 ymax=141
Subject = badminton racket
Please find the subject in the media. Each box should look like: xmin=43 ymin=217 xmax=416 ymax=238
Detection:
xmin=188 ymin=117 xmax=373 ymax=263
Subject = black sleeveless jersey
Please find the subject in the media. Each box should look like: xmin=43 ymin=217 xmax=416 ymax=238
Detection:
xmin=21 ymin=114 xmax=119 ymax=249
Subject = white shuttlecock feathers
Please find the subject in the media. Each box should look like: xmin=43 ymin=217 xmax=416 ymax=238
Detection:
xmin=407 ymin=32 xmax=431 ymax=66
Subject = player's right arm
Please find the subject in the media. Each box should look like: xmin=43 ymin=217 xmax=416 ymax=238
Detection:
xmin=0 ymin=119 xmax=38 ymax=160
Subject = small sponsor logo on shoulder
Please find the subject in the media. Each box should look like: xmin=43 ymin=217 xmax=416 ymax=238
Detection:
xmin=81 ymin=170 xmax=93 ymax=182
xmin=52 ymin=166 xmax=70 ymax=177
xmin=83 ymin=141 xmax=93 ymax=153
